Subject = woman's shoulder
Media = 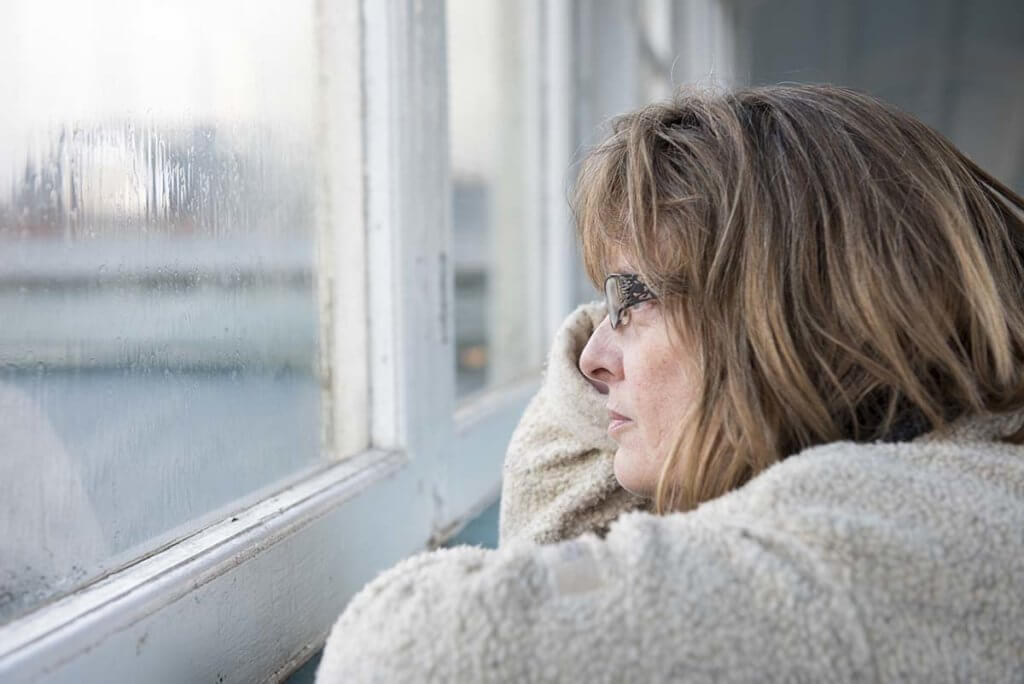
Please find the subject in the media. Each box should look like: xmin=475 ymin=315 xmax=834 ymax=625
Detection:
xmin=317 ymin=411 xmax=1024 ymax=682
xmin=673 ymin=410 xmax=1024 ymax=531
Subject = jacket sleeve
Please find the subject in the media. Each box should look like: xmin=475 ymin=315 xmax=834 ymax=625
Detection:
xmin=497 ymin=302 xmax=649 ymax=547
xmin=316 ymin=510 xmax=874 ymax=683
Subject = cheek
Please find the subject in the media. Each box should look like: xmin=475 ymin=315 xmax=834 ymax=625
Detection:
xmin=637 ymin=395 xmax=681 ymax=453
xmin=634 ymin=356 xmax=697 ymax=454
xmin=613 ymin=330 xmax=699 ymax=496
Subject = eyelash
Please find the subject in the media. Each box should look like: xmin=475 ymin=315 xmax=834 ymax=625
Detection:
xmin=617 ymin=300 xmax=654 ymax=329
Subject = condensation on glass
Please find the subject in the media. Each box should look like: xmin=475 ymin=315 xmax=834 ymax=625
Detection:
xmin=447 ymin=1 xmax=540 ymax=398
xmin=0 ymin=0 xmax=322 ymax=624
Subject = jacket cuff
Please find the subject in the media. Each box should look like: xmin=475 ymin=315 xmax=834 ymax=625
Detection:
xmin=538 ymin=300 xmax=616 ymax=449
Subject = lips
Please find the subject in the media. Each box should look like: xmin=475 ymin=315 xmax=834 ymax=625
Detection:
xmin=607 ymin=408 xmax=632 ymax=435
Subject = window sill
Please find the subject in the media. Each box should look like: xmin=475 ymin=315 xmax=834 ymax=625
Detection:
xmin=0 ymin=449 xmax=410 ymax=683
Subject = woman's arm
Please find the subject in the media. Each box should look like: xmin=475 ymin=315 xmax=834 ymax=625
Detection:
xmin=316 ymin=499 xmax=874 ymax=683
xmin=498 ymin=302 xmax=649 ymax=546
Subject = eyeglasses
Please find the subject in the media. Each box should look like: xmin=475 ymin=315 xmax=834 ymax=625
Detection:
xmin=604 ymin=273 xmax=657 ymax=329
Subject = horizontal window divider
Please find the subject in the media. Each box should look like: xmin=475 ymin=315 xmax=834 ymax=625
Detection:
xmin=453 ymin=374 xmax=540 ymax=433
xmin=435 ymin=376 xmax=540 ymax=547
xmin=0 ymin=448 xmax=407 ymax=677
xmin=428 ymin=481 xmax=502 ymax=550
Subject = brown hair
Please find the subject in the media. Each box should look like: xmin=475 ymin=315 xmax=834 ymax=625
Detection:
xmin=573 ymin=84 xmax=1024 ymax=514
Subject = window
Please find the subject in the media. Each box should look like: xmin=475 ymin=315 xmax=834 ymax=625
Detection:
xmin=0 ymin=1 xmax=571 ymax=680
xmin=0 ymin=0 xmax=328 ymax=626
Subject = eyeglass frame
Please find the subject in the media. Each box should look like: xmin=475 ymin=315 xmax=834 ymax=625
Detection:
xmin=604 ymin=273 xmax=658 ymax=329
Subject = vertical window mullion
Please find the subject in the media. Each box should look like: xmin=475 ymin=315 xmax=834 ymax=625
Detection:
xmin=363 ymin=0 xmax=453 ymax=526
xmin=543 ymin=0 xmax=578 ymax=343
xmin=318 ymin=0 xmax=369 ymax=459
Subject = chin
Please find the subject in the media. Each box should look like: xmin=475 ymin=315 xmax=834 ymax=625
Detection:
xmin=613 ymin=447 xmax=657 ymax=498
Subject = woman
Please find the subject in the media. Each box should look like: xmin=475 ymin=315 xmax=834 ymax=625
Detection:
xmin=317 ymin=84 xmax=1024 ymax=682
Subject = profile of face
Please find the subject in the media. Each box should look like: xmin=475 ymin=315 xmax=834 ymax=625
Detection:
xmin=579 ymin=261 xmax=699 ymax=497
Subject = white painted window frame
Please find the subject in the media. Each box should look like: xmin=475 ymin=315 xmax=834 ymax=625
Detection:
xmin=0 ymin=1 xmax=578 ymax=682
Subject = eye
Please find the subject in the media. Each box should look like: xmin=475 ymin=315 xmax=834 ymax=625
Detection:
xmin=618 ymin=300 xmax=654 ymax=328
xmin=628 ymin=299 xmax=655 ymax=313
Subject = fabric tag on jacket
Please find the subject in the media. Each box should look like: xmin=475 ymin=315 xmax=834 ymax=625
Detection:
xmin=541 ymin=540 xmax=606 ymax=595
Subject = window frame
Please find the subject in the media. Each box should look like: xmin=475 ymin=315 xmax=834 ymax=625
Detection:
xmin=0 ymin=0 xmax=580 ymax=681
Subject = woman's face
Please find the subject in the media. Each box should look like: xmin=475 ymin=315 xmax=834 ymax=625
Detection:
xmin=579 ymin=266 xmax=699 ymax=497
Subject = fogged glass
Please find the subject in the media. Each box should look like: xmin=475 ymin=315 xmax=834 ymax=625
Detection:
xmin=448 ymin=1 xmax=537 ymax=398
xmin=0 ymin=0 xmax=321 ymax=624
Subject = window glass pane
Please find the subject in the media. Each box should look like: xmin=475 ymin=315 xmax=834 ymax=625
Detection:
xmin=0 ymin=0 xmax=322 ymax=624
xmin=448 ymin=1 xmax=539 ymax=399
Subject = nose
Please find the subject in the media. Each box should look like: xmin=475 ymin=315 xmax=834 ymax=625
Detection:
xmin=579 ymin=315 xmax=622 ymax=395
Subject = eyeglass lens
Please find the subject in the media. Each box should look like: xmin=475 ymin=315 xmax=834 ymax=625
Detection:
xmin=605 ymin=275 xmax=623 ymax=328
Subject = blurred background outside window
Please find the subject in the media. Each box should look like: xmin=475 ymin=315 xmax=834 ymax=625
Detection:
xmin=0 ymin=0 xmax=328 ymax=625
xmin=448 ymin=1 xmax=544 ymax=398
xmin=732 ymin=0 xmax=1022 ymax=191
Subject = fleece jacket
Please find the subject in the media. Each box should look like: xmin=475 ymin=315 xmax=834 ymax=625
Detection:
xmin=317 ymin=302 xmax=1024 ymax=683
